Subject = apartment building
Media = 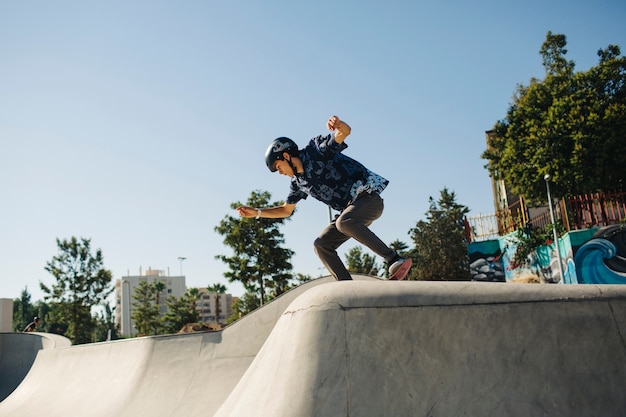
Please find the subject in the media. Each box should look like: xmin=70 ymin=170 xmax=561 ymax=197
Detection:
xmin=114 ymin=268 xmax=186 ymax=337
xmin=196 ymin=288 xmax=233 ymax=326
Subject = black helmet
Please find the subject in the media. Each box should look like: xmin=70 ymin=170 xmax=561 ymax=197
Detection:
xmin=264 ymin=137 xmax=299 ymax=172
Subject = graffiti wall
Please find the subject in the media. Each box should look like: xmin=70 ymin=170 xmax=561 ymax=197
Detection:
xmin=468 ymin=226 xmax=626 ymax=284
xmin=468 ymin=239 xmax=505 ymax=282
xmin=574 ymin=225 xmax=626 ymax=284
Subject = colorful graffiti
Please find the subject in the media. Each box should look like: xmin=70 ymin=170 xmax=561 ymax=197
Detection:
xmin=574 ymin=225 xmax=626 ymax=284
xmin=468 ymin=240 xmax=505 ymax=282
xmin=467 ymin=225 xmax=626 ymax=284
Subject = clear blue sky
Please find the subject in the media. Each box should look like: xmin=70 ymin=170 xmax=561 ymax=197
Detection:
xmin=1 ymin=0 xmax=625 ymax=303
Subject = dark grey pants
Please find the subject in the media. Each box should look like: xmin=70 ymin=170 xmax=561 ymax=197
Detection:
xmin=313 ymin=192 xmax=396 ymax=280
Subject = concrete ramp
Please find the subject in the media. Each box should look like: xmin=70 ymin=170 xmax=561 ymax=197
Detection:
xmin=1 ymin=279 xmax=625 ymax=417
xmin=215 ymin=281 xmax=626 ymax=417
xmin=0 ymin=275 xmax=372 ymax=417
xmin=0 ymin=332 xmax=71 ymax=402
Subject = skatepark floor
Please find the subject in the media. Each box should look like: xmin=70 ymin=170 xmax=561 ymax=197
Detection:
xmin=1 ymin=276 xmax=625 ymax=417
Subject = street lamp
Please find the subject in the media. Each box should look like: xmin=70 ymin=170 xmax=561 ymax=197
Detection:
xmin=544 ymin=174 xmax=565 ymax=283
xmin=177 ymin=257 xmax=186 ymax=277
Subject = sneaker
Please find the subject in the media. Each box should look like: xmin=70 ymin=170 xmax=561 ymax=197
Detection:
xmin=388 ymin=258 xmax=412 ymax=281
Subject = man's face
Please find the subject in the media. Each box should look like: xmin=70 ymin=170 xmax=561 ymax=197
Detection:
xmin=274 ymin=158 xmax=295 ymax=177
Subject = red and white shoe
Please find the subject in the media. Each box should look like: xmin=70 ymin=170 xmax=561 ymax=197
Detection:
xmin=388 ymin=258 xmax=412 ymax=281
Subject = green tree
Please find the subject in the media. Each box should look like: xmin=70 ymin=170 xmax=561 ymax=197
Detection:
xmin=345 ymin=246 xmax=380 ymax=276
xmin=161 ymin=289 xmax=200 ymax=334
xmin=131 ymin=280 xmax=161 ymax=336
xmin=207 ymin=283 xmax=227 ymax=326
xmin=409 ymin=188 xmax=470 ymax=281
xmin=227 ymin=291 xmax=260 ymax=324
xmin=93 ymin=303 xmax=119 ymax=341
xmin=215 ymin=190 xmax=294 ymax=306
xmin=482 ymin=32 xmax=626 ymax=202
xmin=40 ymin=237 xmax=113 ymax=344
xmin=13 ymin=287 xmax=37 ymax=332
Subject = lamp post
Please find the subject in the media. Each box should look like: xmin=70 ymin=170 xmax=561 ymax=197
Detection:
xmin=177 ymin=256 xmax=186 ymax=277
xmin=544 ymin=174 xmax=565 ymax=283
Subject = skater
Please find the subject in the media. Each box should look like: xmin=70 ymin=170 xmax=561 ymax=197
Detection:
xmin=237 ymin=115 xmax=412 ymax=281
xmin=23 ymin=316 xmax=41 ymax=332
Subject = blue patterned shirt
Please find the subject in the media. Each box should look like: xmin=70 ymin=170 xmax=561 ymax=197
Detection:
xmin=285 ymin=133 xmax=389 ymax=211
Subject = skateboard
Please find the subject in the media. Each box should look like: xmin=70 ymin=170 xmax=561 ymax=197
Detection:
xmin=388 ymin=259 xmax=412 ymax=281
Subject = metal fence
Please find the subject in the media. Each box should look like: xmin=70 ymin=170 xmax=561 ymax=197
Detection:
xmin=465 ymin=191 xmax=626 ymax=242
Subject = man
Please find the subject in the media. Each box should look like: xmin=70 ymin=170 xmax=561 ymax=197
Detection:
xmin=23 ymin=316 xmax=42 ymax=332
xmin=237 ymin=115 xmax=412 ymax=281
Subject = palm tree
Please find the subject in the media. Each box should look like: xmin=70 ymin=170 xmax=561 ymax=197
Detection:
xmin=207 ymin=283 xmax=227 ymax=326
xmin=187 ymin=287 xmax=200 ymax=320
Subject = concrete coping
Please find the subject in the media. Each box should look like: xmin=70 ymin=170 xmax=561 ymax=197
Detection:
xmin=284 ymin=280 xmax=626 ymax=313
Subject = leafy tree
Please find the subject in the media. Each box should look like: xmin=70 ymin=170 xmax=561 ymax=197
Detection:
xmin=482 ymin=32 xmax=626 ymax=202
xmin=161 ymin=289 xmax=200 ymax=334
xmin=131 ymin=280 xmax=162 ymax=336
xmin=409 ymin=188 xmax=470 ymax=281
xmin=227 ymin=291 xmax=260 ymax=324
xmin=207 ymin=283 xmax=227 ymax=325
xmin=13 ymin=287 xmax=37 ymax=332
xmin=215 ymin=190 xmax=294 ymax=306
xmin=345 ymin=246 xmax=380 ymax=276
xmin=93 ymin=303 xmax=119 ymax=341
xmin=292 ymin=273 xmax=313 ymax=287
xmin=40 ymin=237 xmax=113 ymax=344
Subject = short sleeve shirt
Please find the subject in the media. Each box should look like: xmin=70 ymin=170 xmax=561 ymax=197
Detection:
xmin=285 ymin=133 xmax=389 ymax=211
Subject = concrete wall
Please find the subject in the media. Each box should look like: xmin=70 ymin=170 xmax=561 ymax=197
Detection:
xmin=0 ymin=299 xmax=13 ymax=332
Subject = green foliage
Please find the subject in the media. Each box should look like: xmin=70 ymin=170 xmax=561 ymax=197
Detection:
xmin=292 ymin=273 xmax=313 ymax=286
xmin=507 ymin=222 xmax=564 ymax=270
xmin=215 ymin=190 xmax=295 ymax=306
xmin=509 ymin=226 xmax=551 ymax=270
xmin=482 ymin=32 xmax=626 ymax=202
xmin=207 ymin=283 xmax=227 ymax=325
xmin=161 ymin=289 xmax=200 ymax=334
xmin=40 ymin=237 xmax=113 ymax=344
xmin=227 ymin=291 xmax=261 ymax=323
xmin=13 ymin=287 xmax=37 ymax=332
xmin=131 ymin=280 xmax=162 ymax=336
xmin=93 ymin=303 xmax=119 ymax=341
xmin=345 ymin=246 xmax=380 ymax=276
xmin=409 ymin=188 xmax=470 ymax=281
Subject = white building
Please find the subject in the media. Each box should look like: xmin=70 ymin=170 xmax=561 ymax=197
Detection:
xmin=114 ymin=268 xmax=186 ymax=337
xmin=0 ymin=298 xmax=13 ymax=332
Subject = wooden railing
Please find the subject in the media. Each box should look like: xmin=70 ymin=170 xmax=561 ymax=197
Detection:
xmin=465 ymin=191 xmax=626 ymax=242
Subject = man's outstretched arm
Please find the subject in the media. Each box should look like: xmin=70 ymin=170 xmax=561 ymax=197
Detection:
xmin=237 ymin=203 xmax=296 ymax=219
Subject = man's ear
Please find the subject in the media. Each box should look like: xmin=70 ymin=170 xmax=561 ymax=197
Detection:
xmin=282 ymin=152 xmax=291 ymax=161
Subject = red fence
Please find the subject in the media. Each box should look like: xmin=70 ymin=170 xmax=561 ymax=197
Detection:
xmin=564 ymin=192 xmax=626 ymax=230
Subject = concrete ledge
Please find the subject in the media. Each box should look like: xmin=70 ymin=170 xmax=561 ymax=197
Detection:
xmin=216 ymin=281 xmax=626 ymax=417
